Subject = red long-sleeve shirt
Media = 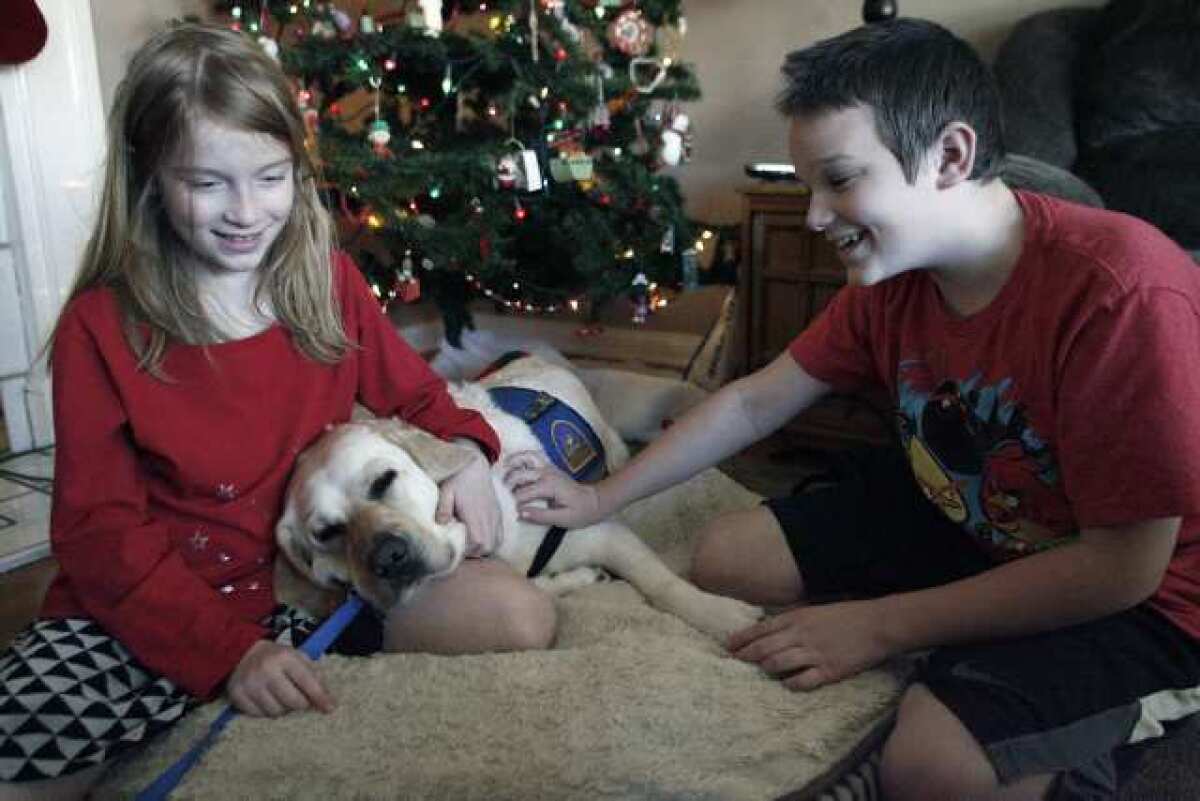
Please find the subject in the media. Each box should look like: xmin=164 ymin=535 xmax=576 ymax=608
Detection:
xmin=41 ymin=252 xmax=499 ymax=699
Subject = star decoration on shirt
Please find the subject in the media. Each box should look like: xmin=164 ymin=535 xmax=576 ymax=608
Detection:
xmin=190 ymin=530 xmax=209 ymax=550
xmin=216 ymin=483 xmax=238 ymax=500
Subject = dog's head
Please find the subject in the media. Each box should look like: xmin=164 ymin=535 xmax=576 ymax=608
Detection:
xmin=276 ymin=420 xmax=478 ymax=611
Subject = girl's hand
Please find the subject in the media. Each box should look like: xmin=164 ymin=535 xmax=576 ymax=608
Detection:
xmin=227 ymin=639 xmax=335 ymax=717
xmin=503 ymin=451 xmax=604 ymax=529
xmin=437 ymin=448 xmax=502 ymax=557
xmin=727 ymin=599 xmax=892 ymax=691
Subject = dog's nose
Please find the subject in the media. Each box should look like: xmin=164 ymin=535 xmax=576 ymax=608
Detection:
xmin=370 ymin=535 xmax=413 ymax=580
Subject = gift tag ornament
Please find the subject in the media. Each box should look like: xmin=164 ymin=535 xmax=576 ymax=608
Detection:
xmin=608 ymin=9 xmax=654 ymax=57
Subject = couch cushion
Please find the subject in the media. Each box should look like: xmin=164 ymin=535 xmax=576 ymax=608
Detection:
xmin=993 ymin=8 xmax=1098 ymax=169
xmin=1077 ymin=0 xmax=1200 ymax=152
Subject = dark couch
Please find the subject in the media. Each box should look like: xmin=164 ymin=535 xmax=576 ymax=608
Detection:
xmin=994 ymin=0 xmax=1200 ymax=255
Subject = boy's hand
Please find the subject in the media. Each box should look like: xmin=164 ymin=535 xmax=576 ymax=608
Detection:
xmin=227 ymin=639 xmax=335 ymax=717
xmin=437 ymin=448 xmax=502 ymax=557
xmin=503 ymin=450 xmax=604 ymax=529
xmin=728 ymin=599 xmax=891 ymax=691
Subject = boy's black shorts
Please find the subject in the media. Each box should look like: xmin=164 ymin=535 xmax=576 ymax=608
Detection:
xmin=764 ymin=447 xmax=1200 ymax=800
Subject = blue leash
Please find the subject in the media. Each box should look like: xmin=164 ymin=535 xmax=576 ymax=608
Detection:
xmin=135 ymin=593 xmax=366 ymax=801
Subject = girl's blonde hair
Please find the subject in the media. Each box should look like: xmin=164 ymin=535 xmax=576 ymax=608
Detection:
xmin=50 ymin=22 xmax=348 ymax=373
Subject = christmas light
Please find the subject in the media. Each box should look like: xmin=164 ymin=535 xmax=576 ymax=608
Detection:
xmin=290 ymin=5 xmax=298 ymax=13
xmin=372 ymin=283 xmax=382 ymax=297
xmin=429 ymin=186 xmax=442 ymax=199
xmin=231 ymin=5 xmax=242 ymax=18
xmin=568 ymin=299 xmax=580 ymax=312
xmin=411 ymin=139 xmax=425 ymax=150
xmin=385 ymin=59 xmax=397 ymax=71
xmin=367 ymin=213 xmax=383 ymax=228
xmin=702 ymin=229 xmax=715 ymax=239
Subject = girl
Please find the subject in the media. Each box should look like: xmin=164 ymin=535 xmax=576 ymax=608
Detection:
xmin=0 ymin=23 xmax=554 ymax=801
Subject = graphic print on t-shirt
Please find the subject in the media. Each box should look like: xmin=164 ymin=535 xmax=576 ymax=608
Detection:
xmin=895 ymin=360 xmax=1076 ymax=560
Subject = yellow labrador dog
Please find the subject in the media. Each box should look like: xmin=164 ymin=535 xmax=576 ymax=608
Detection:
xmin=276 ymin=355 xmax=761 ymax=640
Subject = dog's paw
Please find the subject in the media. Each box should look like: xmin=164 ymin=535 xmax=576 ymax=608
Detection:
xmin=689 ymin=593 xmax=764 ymax=642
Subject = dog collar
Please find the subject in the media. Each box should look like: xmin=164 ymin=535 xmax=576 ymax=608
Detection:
xmin=487 ymin=386 xmax=608 ymax=484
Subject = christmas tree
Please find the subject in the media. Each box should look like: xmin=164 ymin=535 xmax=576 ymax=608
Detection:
xmin=214 ymin=0 xmax=700 ymax=344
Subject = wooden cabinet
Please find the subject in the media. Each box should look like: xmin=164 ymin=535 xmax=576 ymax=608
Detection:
xmin=738 ymin=184 xmax=891 ymax=449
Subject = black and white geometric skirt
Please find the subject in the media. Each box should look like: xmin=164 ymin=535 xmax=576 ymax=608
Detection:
xmin=0 ymin=608 xmax=318 ymax=783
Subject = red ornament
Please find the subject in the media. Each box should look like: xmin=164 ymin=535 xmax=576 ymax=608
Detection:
xmin=398 ymin=277 xmax=422 ymax=303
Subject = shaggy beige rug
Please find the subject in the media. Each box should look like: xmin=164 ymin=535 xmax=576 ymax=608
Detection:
xmin=96 ymin=469 xmax=906 ymax=801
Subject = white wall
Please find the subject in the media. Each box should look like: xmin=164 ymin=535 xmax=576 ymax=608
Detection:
xmin=674 ymin=0 xmax=1106 ymax=224
xmin=89 ymin=0 xmax=206 ymax=115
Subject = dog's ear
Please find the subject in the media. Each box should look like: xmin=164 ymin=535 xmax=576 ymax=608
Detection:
xmin=372 ymin=419 xmax=478 ymax=482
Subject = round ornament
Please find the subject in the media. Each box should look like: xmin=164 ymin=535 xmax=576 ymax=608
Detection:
xmin=607 ymin=9 xmax=654 ymax=57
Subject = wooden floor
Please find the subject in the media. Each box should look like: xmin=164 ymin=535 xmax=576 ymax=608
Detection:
xmin=0 ymin=556 xmax=57 ymax=649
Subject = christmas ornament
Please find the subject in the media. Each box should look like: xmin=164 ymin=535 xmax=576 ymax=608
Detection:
xmin=417 ymin=0 xmax=444 ymax=34
xmin=629 ymin=57 xmax=667 ymax=95
xmin=367 ymin=119 xmax=392 ymax=157
xmin=630 ymin=272 xmax=650 ymax=324
xmin=607 ymin=9 xmax=654 ymax=57
xmin=588 ymin=72 xmax=611 ymax=132
xmin=659 ymin=108 xmax=692 ymax=167
xmin=681 ymin=247 xmax=700 ymax=290
xmin=397 ymin=252 xmax=421 ymax=303
xmin=298 ymin=88 xmax=320 ymax=136
xmin=258 ymin=36 xmax=280 ymax=61
xmin=366 ymin=77 xmax=391 ymax=157
xmin=497 ymin=141 xmax=545 ymax=192
xmin=549 ymin=152 xmax=594 ymax=184
xmin=655 ymin=24 xmax=685 ymax=61
xmin=496 ymin=154 xmax=520 ymax=190
xmin=660 ymin=226 xmax=676 ymax=254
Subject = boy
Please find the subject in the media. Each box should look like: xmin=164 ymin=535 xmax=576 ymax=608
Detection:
xmin=505 ymin=17 xmax=1200 ymax=801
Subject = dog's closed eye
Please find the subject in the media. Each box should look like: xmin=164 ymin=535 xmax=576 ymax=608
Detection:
xmin=314 ymin=522 xmax=347 ymax=543
xmin=368 ymin=469 xmax=398 ymax=501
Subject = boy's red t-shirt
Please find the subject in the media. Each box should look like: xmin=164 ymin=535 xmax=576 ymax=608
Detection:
xmin=41 ymin=252 xmax=500 ymax=699
xmin=790 ymin=190 xmax=1200 ymax=640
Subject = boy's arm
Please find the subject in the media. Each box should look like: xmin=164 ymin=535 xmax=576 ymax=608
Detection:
xmin=731 ymin=517 xmax=1178 ymax=690
xmin=601 ymin=352 xmax=828 ymax=510
xmin=513 ymin=352 xmax=830 ymax=527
